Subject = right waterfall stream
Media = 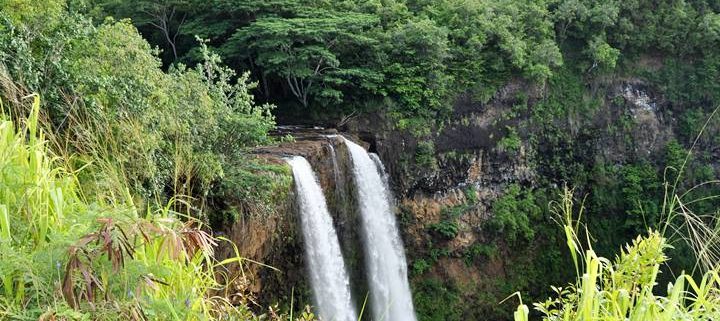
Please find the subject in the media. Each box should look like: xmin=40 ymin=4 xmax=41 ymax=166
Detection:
xmin=342 ymin=137 xmax=418 ymax=321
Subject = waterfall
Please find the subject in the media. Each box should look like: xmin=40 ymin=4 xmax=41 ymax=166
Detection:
xmin=369 ymin=153 xmax=391 ymax=189
xmin=328 ymin=143 xmax=348 ymax=204
xmin=328 ymin=144 xmax=342 ymax=185
xmin=343 ymin=138 xmax=418 ymax=321
xmin=286 ymin=156 xmax=357 ymax=321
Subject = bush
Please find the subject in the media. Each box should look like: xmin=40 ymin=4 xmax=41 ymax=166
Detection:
xmin=413 ymin=279 xmax=463 ymax=321
xmin=0 ymin=97 xmax=252 ymax=320
xmin=208 ymin=157 xmax=292 ymax=227
xmin=412 ymin=259 xmax=432 ymax=275
xmin=428 ymin=202 xmax=472 ymax=241
xmin=463 ymin=243 xmax=497 ymax=266
xmin=489 ymin=184 xmax=541 ymax=243
xmin=620 ymin=162 xmax=661 ymax=233
xmin=464 ymin=185 xmax=479 ymax=204
xmin=415 ymin=140 xmax=438 ymax=169
xmin=0 ymin=8 xmax=276 ymax=220
xmin=498 ymin=126 xmax=522 ymax=154
xmin=429 ymin=220 xmax=460 ymax=239
xmin=0 ymin=4 xmax=302 ymax=319
xmin=512 ymin=188 xmax=720 ymax=321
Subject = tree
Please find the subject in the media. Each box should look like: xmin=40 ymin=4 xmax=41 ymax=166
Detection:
xmin=587 ymin=35 xmax=620 ymax=71
xmin=228 ymin=11 xmax=381 ymax=107
xmin=383 ymin=18 xmax=452 ymax=122
xmin=97 ymin=0 xmax=189 ymax=60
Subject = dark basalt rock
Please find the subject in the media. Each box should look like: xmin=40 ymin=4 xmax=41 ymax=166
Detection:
xmin=340 ymin=78 xmax=685 ymax=320
xmin=218 ymin=77 xmax=690 ymax=319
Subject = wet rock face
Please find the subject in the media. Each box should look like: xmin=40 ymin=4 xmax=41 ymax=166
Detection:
xmin=342 ymin=77 xmax=678 ymax=318
xmin=214 ymin=196 xmax=304 ymax=305
xmin=570 ymin=79 xmax=675 ymax=165
xmin=216 ymin=78 xmax=678 ymax=316
xmin=615 ymin=80 xmax=672 ymax=158
xmin=346 ymin=78 xmax=673 ymax=204
xmin=344 ymin=81 xmax=540 ymax=198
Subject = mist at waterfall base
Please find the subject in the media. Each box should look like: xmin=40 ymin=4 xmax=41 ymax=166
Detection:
xmin=343 ymin=138 xmax=418 ymax=321
xmin=286 ymin=156 xmax=357 ymax=321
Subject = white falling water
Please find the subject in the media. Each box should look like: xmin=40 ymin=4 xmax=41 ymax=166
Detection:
xmin=369 ymin=153 xmax=391 ymax=189
xmin=286 ymin=156 xmax=357 ymax=321
xmin=328 ymin=143 xmax=347 ymax=202
xmin=343 ymin=138 xmax=417 ymax=321
xmin=328 ymin=144 xmax=342 ymax=184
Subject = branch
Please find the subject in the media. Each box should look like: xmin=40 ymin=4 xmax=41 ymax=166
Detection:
xmin=313 ymin=57 xmax=324 ymax=76
xmin=327 ymin=38 xmax=338 ymax=50
xmin=172 ymin=13 xmax=187 ymax=43
xmin=317 ymin=66 xmax=337 ymax=74
xmin=147 ymin=21 xmax=164 ymax=30
xmin=286 ymin=75 xmax=301 ymax=100
xmin=168 ymin=6 xmax=176 ymax=22
xmin=337 ymin=110 xmax=358 ymax=128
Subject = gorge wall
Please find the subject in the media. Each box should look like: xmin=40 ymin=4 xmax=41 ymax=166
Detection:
xmin=342 ymin=73 xmax=720 ymax=320
xmin=216 ymin=76 xmax=719 ymax=320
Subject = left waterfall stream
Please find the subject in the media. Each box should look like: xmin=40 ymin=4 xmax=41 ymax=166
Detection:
xmin=286 ymin=156 xmax=357 ymax=321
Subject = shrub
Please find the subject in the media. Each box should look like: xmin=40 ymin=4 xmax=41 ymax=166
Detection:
xmin=0 ymin=8 xmax=277 ymax=221
xmin=415 ymin=140 xmax=438 ymax=169
xmin=463 ymin=243 xmax=497 ymax=266
xmin=412 ymin=259 xmax=432 ymax=275
xmin=0 ymin=3 xmax=299 ymax=318
xmin=498 ymin=126 xmax=522 ymax=154
xmin=428 ymin=202 xmax=472 ymax=240
xmin=0 ymin=97 xmax=253 ymax=320
xmin=413 ymin=279 xmax=463 ymax=321
xmin=620 ymin=162 xmax=661 ymax=233
xmin=464 ymin=185 xmax=479 ymax=204
xmin=489 ymin=184 xmax=541 ymax=243
xmin=511 ymin=188 xmax=720 ymax=321
xmin=429 ymin=220 xmax=460 ymax=239
xmin=208 ymin=157 xmax=292 ymax=227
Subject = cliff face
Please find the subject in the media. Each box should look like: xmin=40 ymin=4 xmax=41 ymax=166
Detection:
xmin=215 ymin=77 xmax=712 ymax=320
xmin=344 ymin=77 xmax=684 ymax=319
xmin=347 ymin=78 xmax=673 ymax=197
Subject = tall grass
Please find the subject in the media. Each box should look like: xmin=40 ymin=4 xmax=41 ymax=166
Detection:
xmin=659 ymin=106 xmax=720 ymax=273
xmin=0 ymin=6 xmax=303 ymax=317
xmin=511 ymin=187 xmax=720 ymax=321
xmin=0 ymin=96 xmax=263 ymax=320
xmin=510 ymin=107 xmax=720 ymax=320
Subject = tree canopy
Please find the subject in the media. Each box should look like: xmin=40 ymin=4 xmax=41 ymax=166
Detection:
xmin=86 ymin=0 xmax=720 ymax=131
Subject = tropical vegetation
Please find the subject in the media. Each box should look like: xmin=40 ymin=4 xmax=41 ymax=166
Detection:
xmin=2 ymin=0 xmax=720 ymax=320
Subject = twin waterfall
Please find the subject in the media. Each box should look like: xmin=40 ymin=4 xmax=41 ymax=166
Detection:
xmin=286 ymin=137 xmax=417 ymax=321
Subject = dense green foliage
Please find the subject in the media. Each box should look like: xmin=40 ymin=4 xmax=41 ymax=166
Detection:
xmin=95 ymin=0 xmax=720 ymax=319
xmin=0 ymin=0 xmax=285 ymax=222
xmin=93 ymin=0 xmax=564 ymax=131
xmin=4 ymin=0 xmax=720 ymax=320
xmin=0 ymin=98 xmax=235 ymax=319
xmin=513 ymin=190 xmax=720 ymax=321
xmin=0 ymin=1 xmax=303 ymax=319
xmin=489 ymin=184 xmax=542 ymax=243
xmin=93 ymin=0 xmax=720 ymax=131
xmin=413 ymin=278 xmax=463 ymax=321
